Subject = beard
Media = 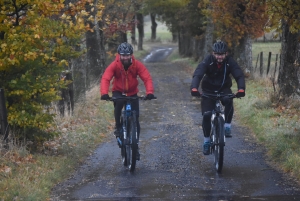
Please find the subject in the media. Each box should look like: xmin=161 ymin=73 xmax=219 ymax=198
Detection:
xmin=121 ymin=58 xmax=132 ymax=70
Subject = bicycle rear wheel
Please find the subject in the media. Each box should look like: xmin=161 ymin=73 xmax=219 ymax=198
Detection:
xmin=214 ymin=116 xmax=225 ymax=173
xmin=126 ymin=112 xmax=138 ymax=172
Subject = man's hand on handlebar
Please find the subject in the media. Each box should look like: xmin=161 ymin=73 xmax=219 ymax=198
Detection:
xmin=101 ymin=94 xmax=110 ymax=101
xmin=235 ymin=89 xmax=245 ymax=98
xmin=191 ymin=88 xmax=201 ymax=97
xmin=144 ymin=93 xmax=156 ymax=100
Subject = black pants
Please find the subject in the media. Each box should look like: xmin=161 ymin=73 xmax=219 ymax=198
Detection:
xmin=201 ymin=89 xmax=234 ymax=137
xmin=112 ymin=91 xmax=140 ymax=137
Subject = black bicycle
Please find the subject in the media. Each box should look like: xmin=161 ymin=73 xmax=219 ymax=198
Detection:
xmin=110 ymin=96 xmax=156 ymax=172
xmin=201 ymin=92 xmax=236 ymax=173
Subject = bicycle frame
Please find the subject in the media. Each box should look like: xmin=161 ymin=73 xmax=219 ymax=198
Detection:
xmin=111 ymin=97 xmax=140 ymax=141
xmin=110 ymin=95 xmax=156 ymax=172
xmin=202 ymin=92 xmax=235 ymax=173
xmin=121 ymin=99 xmax=137 ymax=143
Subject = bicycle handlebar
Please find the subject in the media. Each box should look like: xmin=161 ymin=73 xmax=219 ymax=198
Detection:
xmin=109 ymin=96 xmax=157 ymax=102
xmin=201 ymin=93 xmax=236 ymax=99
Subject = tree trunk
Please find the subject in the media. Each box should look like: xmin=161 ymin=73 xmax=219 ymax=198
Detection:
xmin=199 ymin=17 xmax=214 ymax=62
xmin=71 ymin=54 xmax=87 ymax=102
xmin=85 ymin=28 xmax=104 ymax=87
xmin=150 ymin=13 xmax=157 ymax=41
xmin=178 ymin=29 xmax=182 ymax=54
xmin=194 ymin=37 xmax=205 ymax=62
xmin=70 ymin=0 xmax=106 ymax=102
xmin=136 ymin=13 xmax=144 ymax=50
xmin=130 ymin=15 xmax=137 ymax=49
xmin=278 ymin=21 xmax=300 ymax=98
xmin=233 ymin=35 xmax=252 ymax=77
xmin=178 ymin=26 xmax=193 ymax=57
xmin=85 ymin=0 xmax=106 ymax=88
xmin=172 ymin=32 xmax=178 ymax=43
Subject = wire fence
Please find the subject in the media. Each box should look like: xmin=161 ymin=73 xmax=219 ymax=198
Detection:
xmin=253 ymin=51 xmax=280 ymax=80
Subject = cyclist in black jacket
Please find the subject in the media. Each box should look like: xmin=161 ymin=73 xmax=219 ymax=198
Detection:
xmin=190 ymin=40 xmax=246 ymax=155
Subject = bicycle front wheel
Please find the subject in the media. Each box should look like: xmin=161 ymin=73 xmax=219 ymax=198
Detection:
xmin=126 ymin=112 xmax=138 ymax=172
xmin=120 ymin=115 xmax=128 ymax=166
xmin=214 ymin=116 xmax=225 ymax=173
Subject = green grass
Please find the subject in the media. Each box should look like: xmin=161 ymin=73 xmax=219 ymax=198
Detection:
xmin=144 ymin=32 xmax=173 ymax=42
xmin=234 ymin=79 xmax=300 ymax=178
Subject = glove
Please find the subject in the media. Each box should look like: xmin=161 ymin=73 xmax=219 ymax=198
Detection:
xmin=101 ymin=94 xmax=110 ymax=100
xmin=191 ymin=88 xmax=201 ymax=97
xmin=235 ymin=89 xmax=245 ymax=98
xmin=145 ymin=93 xmax=155 ymax=100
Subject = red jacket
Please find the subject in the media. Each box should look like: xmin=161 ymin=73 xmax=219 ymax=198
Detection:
xmin=100 ymin=54 xmax=154 ymax=96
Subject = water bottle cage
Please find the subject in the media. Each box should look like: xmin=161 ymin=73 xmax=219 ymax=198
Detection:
xmin=126 ymin=104 xmax=131 ymax=116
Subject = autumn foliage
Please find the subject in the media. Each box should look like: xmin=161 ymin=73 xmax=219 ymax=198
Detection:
xmin=0 ymin=0 xmax=104 ymax=141
xmin=265 ymin=0 xmax=300 ymax=35
xmin=209 ymin=0 xmax=268 ymax=47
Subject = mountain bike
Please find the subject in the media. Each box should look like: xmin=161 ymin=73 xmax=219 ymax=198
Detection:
xmin=201 ymin=92 xmax=236 ymax=173
xmin=110 ymin=96 xmax=156 ymax=172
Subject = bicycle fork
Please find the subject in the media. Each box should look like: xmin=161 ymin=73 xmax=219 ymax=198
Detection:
xmin=116 ymin=111 xmax=127 ymax=146
xmin=210 ymin=113 xmax=226 ymax=147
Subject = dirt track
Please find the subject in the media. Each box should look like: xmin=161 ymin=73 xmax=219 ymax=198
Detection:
xmin=51 ymin=43 xmax=300 ymax=201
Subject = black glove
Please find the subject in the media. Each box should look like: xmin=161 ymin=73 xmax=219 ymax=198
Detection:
xmin=191 ymin=88 xmax=201 ymax=97
xmin=101 ymin=94 xmax=110 ymax=100
xmin=235 ymin=89 xmax=245 ymax=98
xmin=145 ymin=93 xmax=155 ymax=100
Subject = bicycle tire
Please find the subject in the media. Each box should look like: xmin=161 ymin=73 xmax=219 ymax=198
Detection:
xmin=120 ymin=114 xmax=127 ymax=166
xmin=127 ymin=112 xmax=138 ymax=172
xmin=214 ymin=116 xmax=225 ymax=173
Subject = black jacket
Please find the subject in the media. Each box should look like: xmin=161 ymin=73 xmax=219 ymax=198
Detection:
xmin=191 ymin=55 xmax=245 ymax=93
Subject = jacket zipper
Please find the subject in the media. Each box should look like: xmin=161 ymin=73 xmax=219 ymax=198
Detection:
xmin=125 ymin=71 xmax=128 ymax=96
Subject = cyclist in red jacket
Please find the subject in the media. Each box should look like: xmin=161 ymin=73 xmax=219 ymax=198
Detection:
xmin=100 ymin=42 xmax=155 ymax=159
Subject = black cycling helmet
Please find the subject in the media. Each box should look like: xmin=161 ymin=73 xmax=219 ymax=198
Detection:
xmin=117 ymin=42 xmax=133 ymax=55
xmin=212 ymin=40 xmax=228 ymax=53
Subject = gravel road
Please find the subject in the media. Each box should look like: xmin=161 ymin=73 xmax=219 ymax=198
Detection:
xmin=51 ymin=43 xmax=300 ymax=201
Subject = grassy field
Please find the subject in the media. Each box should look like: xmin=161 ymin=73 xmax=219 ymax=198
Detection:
xmin=143 ymin=16 xmax=173 ymax=42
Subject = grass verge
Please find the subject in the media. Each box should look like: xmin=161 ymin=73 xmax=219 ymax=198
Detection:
xmin=234 ymin=79 xmax=300 ymax=180
xmin=0 ymin=86 xmax=114 ymax=200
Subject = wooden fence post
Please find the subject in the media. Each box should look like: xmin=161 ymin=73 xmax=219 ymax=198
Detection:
xmin=273 ymin=54 xmax=279 ymax=80
xmin=266 ymin=52 xmax=272 ymax=75
xmin=0 ymin=88 xmax=9 ymax=141
xmin=259 ymin=52 xmax=264 ymax=76
xmin=255 ymin=53 xmax=259 ymax=73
